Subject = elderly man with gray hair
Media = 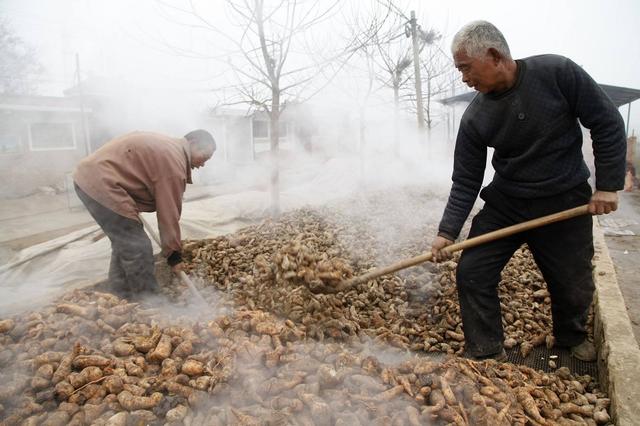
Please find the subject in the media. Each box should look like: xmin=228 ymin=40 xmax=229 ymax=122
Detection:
xmin=431 ymin=21 xmax=626 ymax=361
xmin=74 ymin=130 xmax=216 ymax=299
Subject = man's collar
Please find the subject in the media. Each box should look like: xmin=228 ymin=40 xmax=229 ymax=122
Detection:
xmin=181 ymin=138 xmax=193 ymax=184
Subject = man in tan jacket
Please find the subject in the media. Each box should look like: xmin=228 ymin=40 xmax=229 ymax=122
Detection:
xmin=73 ymin=130 xmax=216 ymax=297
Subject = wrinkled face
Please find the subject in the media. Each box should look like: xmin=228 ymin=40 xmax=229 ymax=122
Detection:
xmin=190 ymin=145 xmax=215 ymax=169
xmin=453 ymin=49 xmax=501 ymax=94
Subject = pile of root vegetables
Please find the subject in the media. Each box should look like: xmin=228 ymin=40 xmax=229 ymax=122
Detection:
xmin=0 ymin=289 xmax=610 ymax=425
xmin=0 ymin=188 xmax=609 ymax=425
xmin=182 ymin=189 xmax=588 ymax=358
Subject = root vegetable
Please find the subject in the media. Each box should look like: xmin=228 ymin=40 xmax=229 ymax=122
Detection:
xmin=58 ymin=402 xmax=80 ymax=416
xmin=124 ymin=360 xmax=143 ymax=377
xmin=132 ymin=328 xmax=162 ymax=353
xmin=229 ymin=407 xmax=261 ymax=426
xmin=81 ymin=402 xmax=106 ymax=423
xmin=181 ymin=359 xmax=205 ymax=376
xmin=520 ymin=342 xmax=534 ymax=358
xmin=54 ymin=381 xmax=75 ymax=400
xmin=516 ymin=387 xmax=546 ymax=424
xmin=103 ymin=375 xmax=124 ymax=394
xmin=375 ymin=384 xmax=406 ymax=401
xmin=35 ymin=351 xmax=65 ymax=365
xmin=259 ymin=373 xmax=306 ymax=396
xmin=270 ymin=396 xmax=304 ymax=411
xmin=423 ymin=389 xmax=446 ymax=415
xmin=161 ymin=358 xmax=179 ymax=376
xmin=105 ymin=411 xmax=128 ymax=426
xmin=69 ymin=366 xmax=103 ymax=388
xmin=41 ymin=410 xmax=70 ymax=426
xmin=172 ymin=340 xmax=193 ymax=358
xmin=559 ymin=402 xmax=593 ymax=416
xmin=318 ymin=364 xmax=342 ymax=388
xmin=440 ymin=377 xmax=457 ymax=405
xmin=123 ymin=384 xmax=146 ymax=396
xmin=446 ymin=330 xmax=465 ymax=341
xmin=147 ymin=334 xmax=172 ymax=363
xmin=298 ymin=393 xmax=331 ymax=423
xmin=0 ymin=318 xmax=16 ymax=333
xmin=404 ymin=406 xmax=421 ymax=426
xmin=166 ymin=404 xmax=188 ymax=422
xmin=36 ymin=364 xmax=55 ymax=380
xmin=439 ymin=407 xmax=466 ymax=426
xmin=193 ymin=375 xmax=212 ymax=390
xmin=52 ymin=349 xmax=78 ymax=385
xmin=31 ymin=376 xmax=50 ymax=391
xmin=56 ymin=304 xmax=95 ymax=319
xmin=116 ymin=391 xmax=162 ymax=411
xmin=72 ymin=355 xmax=111 ymax=369
xmin=112 ymin=341 xmax=136 ymax=357
xmin=593 ymin=409 xmax=610 ymax=424
xmin=164 ymin=381 xmax=195 ymax=398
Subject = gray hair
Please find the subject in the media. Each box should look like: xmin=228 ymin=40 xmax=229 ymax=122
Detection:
xmin=185 ymin=129 xmax=216 ymax=151
xmin=451 ymin=20 xmax=511 ymax=60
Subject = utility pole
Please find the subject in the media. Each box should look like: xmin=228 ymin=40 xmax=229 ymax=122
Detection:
xmin=409 ymin=11 xmax=425 ymax=130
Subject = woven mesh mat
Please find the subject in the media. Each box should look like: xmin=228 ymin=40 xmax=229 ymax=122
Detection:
xmin=506 ymin=346 xmax=597 ymax=377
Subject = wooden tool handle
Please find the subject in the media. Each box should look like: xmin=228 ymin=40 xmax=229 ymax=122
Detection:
xmin=139 ymin=214 xmax=208 ymax=305
xmin=336 ymin=204 xmax=590 ymax=292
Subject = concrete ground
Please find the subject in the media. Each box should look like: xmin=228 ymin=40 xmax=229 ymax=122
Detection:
xmin=0 ymin=191 xmax=93 ymax=263
xmin=601 ymin=189 xmax=640 ymax=343
xmin=0 ymin=182 xmax=253 ymax=265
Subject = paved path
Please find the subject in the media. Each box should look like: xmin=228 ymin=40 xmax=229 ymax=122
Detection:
xmin=601 ymin=189 xmax=640 ymax=344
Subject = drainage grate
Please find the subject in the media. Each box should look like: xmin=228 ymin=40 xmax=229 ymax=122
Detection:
xmin=505 ymin=346 xmax=598 ymax=377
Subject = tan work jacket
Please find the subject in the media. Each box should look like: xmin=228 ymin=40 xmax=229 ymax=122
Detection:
xmin=74 ymin=131 xmax=192 ymax=256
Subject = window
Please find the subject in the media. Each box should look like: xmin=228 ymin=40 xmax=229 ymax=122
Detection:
xmin=0 ymin=134 xmax=20 ymax=154
xmin=0 ymin=119 xmax=21 ymax=154
xmin=252 ymin=120 xmax=268 ymax=138
xmin=29 ymin=122 xmax=76 ymax=151
xmin=252 ymin=120 xmax=290 ymax=139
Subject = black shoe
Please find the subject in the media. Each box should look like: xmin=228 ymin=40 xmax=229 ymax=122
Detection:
xmin=570 ymin=340 xmax=596 ymax=362
xmin=471 ymin=349 xmax=507 ymax=362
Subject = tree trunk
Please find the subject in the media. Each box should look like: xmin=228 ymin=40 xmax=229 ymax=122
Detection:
xmin=359 ymin=106 xmax=366 ymax=178
xmin=270 ymin=89 xmax=281 ymax=216
xmin=393 ymin=83 xmax=400 ymax=157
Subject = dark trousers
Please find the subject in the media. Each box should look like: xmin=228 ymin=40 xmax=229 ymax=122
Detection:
xmin=457 ymin=182 xmax=594 ymax=357
xmin=75 ymin=184 xmax=159 ymax=296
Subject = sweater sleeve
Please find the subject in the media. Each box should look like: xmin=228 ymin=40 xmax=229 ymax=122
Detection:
xmin=153 ymin=176 xmax=186 ymax=256
xmin=559 ymin=58 xmax=626 ymax=191
xmin=438 ymin=122 xmax=487 ymax=240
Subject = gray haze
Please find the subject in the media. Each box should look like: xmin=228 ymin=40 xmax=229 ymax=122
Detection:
xmin=2 ymin=0 xmax=639 ymax=133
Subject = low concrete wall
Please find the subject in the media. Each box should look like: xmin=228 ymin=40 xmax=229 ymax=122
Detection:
xmin=593 ymin=222 xmax=640 ymax=425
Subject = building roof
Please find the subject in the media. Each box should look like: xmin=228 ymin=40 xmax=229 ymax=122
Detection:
xmin=599 ymin=85 xmax=640 ymax=107
xmin=438 ymin=84 xmax=640 ymax=108
xmin=0 ymin=94 xmax=92 ymax=113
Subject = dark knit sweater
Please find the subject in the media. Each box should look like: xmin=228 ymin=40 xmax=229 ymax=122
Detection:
xmin=438 ymin=54 xmax=626 ymax=240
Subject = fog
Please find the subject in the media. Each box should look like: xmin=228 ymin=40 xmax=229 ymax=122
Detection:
xmin=0 ymin=0 xmax=636 ymax=308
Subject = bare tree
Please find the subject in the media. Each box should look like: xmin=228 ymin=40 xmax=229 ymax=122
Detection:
xmin=372 ymin=19 xmax=412 ymax=155
xmin=335 ymin=2 xmax=394 ymax=171
xmin=369 ymin=9 xmax=444 ymax=149
xmin=154 ymin=0 xmax=353 ymax=215
xmin=0 ymin=19 xmax=43 ymax=95
xmin=419 ymin=41 xmax=454 ymax=130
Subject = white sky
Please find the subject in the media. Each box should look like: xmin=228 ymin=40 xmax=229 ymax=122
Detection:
xmin=2 ymin=0 xmax=639 ymax=133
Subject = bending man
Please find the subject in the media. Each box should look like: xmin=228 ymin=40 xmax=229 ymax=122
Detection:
xmin=73 ymin=130 xmax=216 ymax=298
